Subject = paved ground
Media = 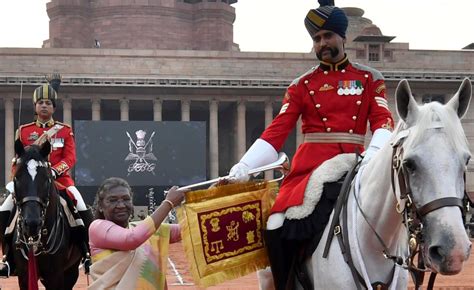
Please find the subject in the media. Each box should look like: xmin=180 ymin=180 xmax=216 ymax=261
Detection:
xmin=1 ymin=241 xmax=473 ymax=290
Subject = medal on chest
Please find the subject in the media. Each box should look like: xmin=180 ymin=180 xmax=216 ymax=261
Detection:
xmin=51 ymin=138 xmax=65 ymax=149
xmin=337 ymin=80 xmax=364 ymax=96
xmin=28 ymin=131 xmax=39 ymax=141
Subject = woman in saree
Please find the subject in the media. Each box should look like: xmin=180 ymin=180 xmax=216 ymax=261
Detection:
xmin=88 ymin=177 xmax=187 ymax=290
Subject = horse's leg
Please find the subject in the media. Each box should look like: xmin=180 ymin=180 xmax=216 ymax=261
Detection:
xmin=16 ymin=269 xmax=29 ymax=290
xmin=18 ymin=276 xmax=29 ymax=290
xmin=40 ymin=259 xmax=65 ymax=290
xmin=63 ymin=260 xmax=80 ymax=290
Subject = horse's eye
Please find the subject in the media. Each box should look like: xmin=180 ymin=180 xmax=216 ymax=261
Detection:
xmin=404 ymin=159 xmax=416 ymax=172
xmin=466 ymin=156 xmax=471 ymax=166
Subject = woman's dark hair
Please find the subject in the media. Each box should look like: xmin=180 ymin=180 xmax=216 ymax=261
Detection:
xmin=92 ymin=177 xmax=134 ymax=219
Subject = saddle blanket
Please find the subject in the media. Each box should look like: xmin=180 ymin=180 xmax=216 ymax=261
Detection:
xmin=285 ymin=153 xmax=358 ymax=220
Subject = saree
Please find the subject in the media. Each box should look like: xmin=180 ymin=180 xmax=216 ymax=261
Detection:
xmin=88 ymin=223 xmax=171 ymax=290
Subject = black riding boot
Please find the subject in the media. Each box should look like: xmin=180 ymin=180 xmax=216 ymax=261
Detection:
xmin=79 ymin=207 xmax=94 ymax=234
xmin=78 ymin=208 xmax=94 ymax=274
xmin=264 ymin=228 xmax=297 ymax=290
xmin=0 ymin=210 xmax=12 ymax=277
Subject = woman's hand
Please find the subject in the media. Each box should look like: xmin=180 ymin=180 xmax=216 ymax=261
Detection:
xmin=164 ymin=186 xmax=188 ymax=208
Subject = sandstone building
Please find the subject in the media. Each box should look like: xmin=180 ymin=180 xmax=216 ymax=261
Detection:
xmin=0 ymin=1 xmax=473 ymax=200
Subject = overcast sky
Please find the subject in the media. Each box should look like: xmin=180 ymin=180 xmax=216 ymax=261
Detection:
xmin=1 ymin=0 xmax=473 ymax=52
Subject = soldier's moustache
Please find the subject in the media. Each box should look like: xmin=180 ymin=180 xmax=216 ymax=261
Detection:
xmin=316 ymin=47 xmax=339 ymax=61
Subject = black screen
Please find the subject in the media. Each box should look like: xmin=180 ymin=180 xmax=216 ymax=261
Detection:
xmin=74 ymin=121 xmax=207 ymax=187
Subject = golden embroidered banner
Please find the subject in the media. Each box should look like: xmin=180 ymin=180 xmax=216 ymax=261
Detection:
xmin=177 ymin=181 xmax=277 ymax=287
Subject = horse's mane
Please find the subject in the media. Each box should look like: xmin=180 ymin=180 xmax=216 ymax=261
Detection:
xmin=394 ymin=102 xmax=469 ymax=154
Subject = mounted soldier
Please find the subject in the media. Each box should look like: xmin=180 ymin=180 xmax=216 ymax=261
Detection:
xmin=228 ymin=1 xmax=394 ymax=289
xmin=0 ymin=73 xmax=93 ymax=276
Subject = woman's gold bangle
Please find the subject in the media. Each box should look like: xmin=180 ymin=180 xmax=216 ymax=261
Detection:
xmin=161 ymin=199 xmax=174 ymax=209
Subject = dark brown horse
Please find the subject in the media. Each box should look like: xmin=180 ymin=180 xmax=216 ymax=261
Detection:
xmin=8 ymin=139 xmax=82 ymax=290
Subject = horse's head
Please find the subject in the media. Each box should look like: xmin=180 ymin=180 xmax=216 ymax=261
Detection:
xmin=394 ymin=78 xmax=472 ymax=275
xmin=13 ymin=139 xmax=54 ymax=242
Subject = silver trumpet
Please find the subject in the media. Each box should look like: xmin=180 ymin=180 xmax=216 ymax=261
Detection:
xmin=175 ymin=152 xmax=290 ymax=192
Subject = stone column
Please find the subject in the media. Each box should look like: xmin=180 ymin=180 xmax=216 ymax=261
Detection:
xmin=264 ymin=99 xmax=273 ymax=128
xmin=62 ymin=96 xmax=72 ymax=125
xmin=153 ymin=98 xmax=162 ymax=121
xmin=120 ymin=98 xmax=129 ymax=121
xmin=181 ymin=99 xmax=190 ymax=121
xmin=296 ymin=117 xmax=303 ymax=147
xmin=209 ymin=100 xmax=219 ymax=178
xmin=91 ymin=99 xmax=101 ymax=121
xmin=237 ymin=100 xmax=246 ymax=159
xmin=4 ymin=98 xmax=14 ymax=183
xmin=264 ymin=99 xmax=274 ymax=180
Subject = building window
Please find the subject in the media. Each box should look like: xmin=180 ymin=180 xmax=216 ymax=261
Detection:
xmin=384 ymin=50 xmax=393 ymax=59
xmin=356 ymin=49 xmax=365 ymax=59
xmin=368 ymin=44 xmax=380 ymax=61
xmin=422 ymin=94 xmax=445 ymax=104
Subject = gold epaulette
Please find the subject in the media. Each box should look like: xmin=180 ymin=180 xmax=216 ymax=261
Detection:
xmin=54 ymin=121 xmax=72 ymax=128
xmin=18 ymin=122 xmax=35 ymax=130
xmin=16 ymin=122 xmax=36 ymax=141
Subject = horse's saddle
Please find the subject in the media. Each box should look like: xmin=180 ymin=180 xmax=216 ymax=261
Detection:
xmin=5 ymin=191 xmax=84 ymax=236
xmin=281 ymin=153 xmax=358 ymax=249
xmin=280 ymin=154 xmax=359 ymax=290
xmin=285 ymin=153 xmax=358 ymax=220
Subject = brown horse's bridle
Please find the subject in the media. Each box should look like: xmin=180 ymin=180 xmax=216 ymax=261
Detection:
xmin=388 ymin=130 xmax=469 ymax=290
xmin=338 ymin=130 xmax=471 ymax=290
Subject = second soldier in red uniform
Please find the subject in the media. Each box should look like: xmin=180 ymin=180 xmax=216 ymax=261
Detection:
xmin=0 ymin=74 xmax=93 ymax=276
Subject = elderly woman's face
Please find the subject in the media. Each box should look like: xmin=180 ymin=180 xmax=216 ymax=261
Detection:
xmin=100 ymin=186 xmax=133 ymax=227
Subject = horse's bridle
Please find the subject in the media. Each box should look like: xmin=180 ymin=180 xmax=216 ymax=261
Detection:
xmin=331 ymin=130 xmax=471 ymax=290
xmin=12 ymin=170 xmax=53 ymax=254
xmin=389 ymin=130 xmax=469 ymax=290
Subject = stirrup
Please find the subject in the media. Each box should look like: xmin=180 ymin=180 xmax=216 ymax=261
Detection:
xmin=0 ymin=256 xmax=11 ymax=278
xmin=82 ymin=253 xmax=91 ymax=275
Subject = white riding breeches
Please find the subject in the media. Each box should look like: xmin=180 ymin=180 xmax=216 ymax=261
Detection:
xmin=67 ymin=186 xmax=87 ymax=211
xmin=0 ymin=194 xmax=13 ymax=211
xmin=266 ymin=212 xmax=285 ymax=230
xmin=0 ymin=182 xmax=87 ymax=211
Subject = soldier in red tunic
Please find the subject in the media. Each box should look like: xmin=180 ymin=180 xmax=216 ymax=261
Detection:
xmin=229 ymin=1 xmax=394 ymax=289
xmin=0 ymin=74 xmax=93 ymax=276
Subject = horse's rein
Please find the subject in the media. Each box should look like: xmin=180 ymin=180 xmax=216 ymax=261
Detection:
xmin=12 ymin=162 xmax=57 ymax=254
xmin=389 ymin=129 xmax=468 ymax=290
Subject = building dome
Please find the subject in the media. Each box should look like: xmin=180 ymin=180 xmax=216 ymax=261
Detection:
xmin=343 ymin=7 xmax=364 ymax=17
xmin=361 ymin=24 xmax=383 ymax=36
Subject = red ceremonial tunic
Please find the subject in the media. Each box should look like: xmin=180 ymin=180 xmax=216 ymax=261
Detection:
xmin=261 ymin=56 xmax=394 ymax=213
xmin=15 ymin=119 xmax=76 ymax=187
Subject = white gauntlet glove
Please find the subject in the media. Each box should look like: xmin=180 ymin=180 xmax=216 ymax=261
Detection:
xmin=228 ymin=139 xmax=278 ymax=183
xmin=362 ymin=128 xmax=392 ymax=165
xmin=5 ymin=181 xmax=14 ymax=194
xmin=229 ymin=162 xmax=251 ymax=182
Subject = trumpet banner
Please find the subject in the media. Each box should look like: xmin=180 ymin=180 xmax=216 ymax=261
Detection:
xmin=177 ymin=181 xmax=278 ymax=287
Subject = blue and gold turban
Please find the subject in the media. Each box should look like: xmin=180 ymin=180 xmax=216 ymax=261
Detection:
xmin=305 ymin=0 xmax=348 ymax=39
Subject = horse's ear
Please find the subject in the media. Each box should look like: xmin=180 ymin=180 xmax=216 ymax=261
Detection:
xmin=39 ymin=140 xmax=51 ymax=159
xmin=395 ymin=79 xmax=419 ymax=123
xmin=14 ymin=139 xmax=25 ymax=157
xmin=446 ymin=78 xmax=472 ymax=119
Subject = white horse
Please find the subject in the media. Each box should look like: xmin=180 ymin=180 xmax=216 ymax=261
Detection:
xmin=257 ymin=78 xmax=473 ymax=290
xmin=308 ymin=78 xmax=473 ymax=289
